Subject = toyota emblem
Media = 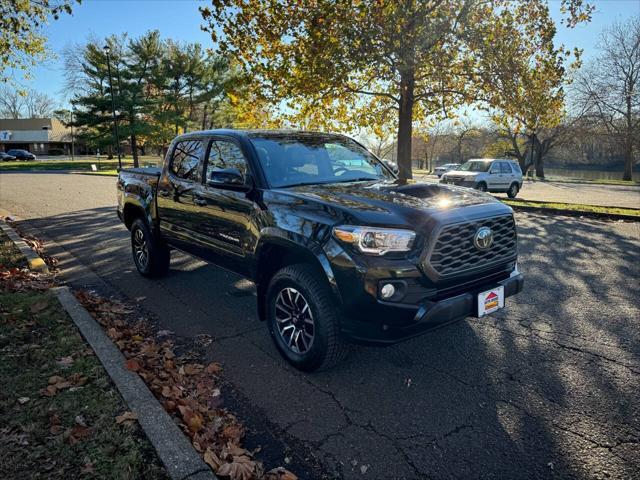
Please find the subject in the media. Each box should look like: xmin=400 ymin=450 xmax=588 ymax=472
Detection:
xmin=474 ymin=226 xmax=493 ymax=250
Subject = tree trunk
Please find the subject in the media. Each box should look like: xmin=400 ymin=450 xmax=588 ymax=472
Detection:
xmin=532 ymin=135 xmax=545 ymax=179
xmin=131 ymin=133 xmax=139 ymax=168
xmin=396 ymin=70 xmax=415 ymax=181
xmin=107 ymin=145 xmax=113 ymax=160
xmin=202 ymin=103 xmax=208 ymax=131
xmin=623 ymin=139 xmax=633 ymax=181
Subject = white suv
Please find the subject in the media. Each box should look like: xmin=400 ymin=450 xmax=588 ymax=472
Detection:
xmin=439 ymin=158 xmax=523 ymax=198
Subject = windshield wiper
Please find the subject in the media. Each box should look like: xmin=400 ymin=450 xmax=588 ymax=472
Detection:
xmin=333 ymin=177 xmax=380 ymax=183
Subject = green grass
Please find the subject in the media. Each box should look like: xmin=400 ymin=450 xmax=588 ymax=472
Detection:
xmin=0 ymin=232 xmax=26 ymax=269
xmin=523 ymin=176 xmax=640 ymax=187
xmin=502 ymin=199 xmax=640 ymax=217
xmin=0 ymin=156 xmax=161 ymax=173
xmin=0 ymin=239 xmax=168 ymax=479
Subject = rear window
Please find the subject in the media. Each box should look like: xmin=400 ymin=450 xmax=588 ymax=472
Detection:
xmin=170 ymin=140 xmax=203 ymax=181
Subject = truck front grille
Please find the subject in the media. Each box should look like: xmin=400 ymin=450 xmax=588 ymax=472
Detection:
xmin=426 ymin=215 xmax=516 ymax=278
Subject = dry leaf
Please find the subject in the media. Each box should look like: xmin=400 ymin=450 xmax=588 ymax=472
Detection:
xmin=56 ymin=356 xmax=74 ymax=367
xmin=30 ymin=300 xmax=49 ymax=313
xmin=266 ymin=467 xmax=298 ymax=480
xmin=204 ymin=448 xmax=223 ymax=470
xmin=178 ymin=405 xmax=204 ymax=433
xmin=116 ymin=411 xmax=138 ymax=425
xmin=205 ymin=362 xmax=222 ymax=375
xmin=217 ymin=455 xmax=256 ymax=480
xmin=17 ymin=397 xmax=30 ymax=404
xmin=125 ymin=358 xmax=141 ymax=371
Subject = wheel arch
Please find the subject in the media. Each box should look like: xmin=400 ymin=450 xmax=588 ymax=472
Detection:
xmin=254 ymin=235 xmax=341 ymax=322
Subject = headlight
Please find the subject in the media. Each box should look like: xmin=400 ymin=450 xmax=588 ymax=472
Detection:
xmin=332 ymin=225 xmax=416 ymax=255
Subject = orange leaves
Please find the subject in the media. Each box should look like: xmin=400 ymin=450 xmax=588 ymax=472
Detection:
xmin=74 ymin=289 xmax=297 ymax=480
xmin=115 ymin=411 xmax=138 ymax=425
xmin=125 ymin=358 xmax=142 ymax=372
xmin=178 ymin=405 xmax=205 ymax=434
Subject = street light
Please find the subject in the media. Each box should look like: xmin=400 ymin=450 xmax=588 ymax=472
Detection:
xmin=103 ymin=44 xmax=122 ymax=168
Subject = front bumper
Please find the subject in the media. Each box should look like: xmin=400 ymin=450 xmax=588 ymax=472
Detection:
xmin=341 ymin=271 xmax=524 ymax=345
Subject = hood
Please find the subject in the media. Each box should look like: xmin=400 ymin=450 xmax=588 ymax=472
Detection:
xmin=267 ymin=179 xmax=509 ymax=228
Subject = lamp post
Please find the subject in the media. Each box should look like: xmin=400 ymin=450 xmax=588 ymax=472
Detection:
xmin=103 ymin=44 xmax=121 ymax=169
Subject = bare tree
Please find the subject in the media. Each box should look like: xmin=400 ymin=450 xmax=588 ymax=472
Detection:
xmin=0 ymin=87 xmax=25 ymax=118
xmin=575 ymin=17 xmax=640 ymax=181
xmin=0 ymin=87 xmax=58 ymax=118
xmin=24 ymin=90 xmax=57 ymax=118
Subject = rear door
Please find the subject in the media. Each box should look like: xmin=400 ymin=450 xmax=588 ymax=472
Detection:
xmin=501 ymin=161 xmax=516 ymax=189
xmin=156 ymin=138 xmax=205 ymax=253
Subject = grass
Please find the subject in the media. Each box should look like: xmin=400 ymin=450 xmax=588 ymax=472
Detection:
xmin=0 ymin=156 xmax=161 ymax=174
xmin=0 ymin=232 xmax=26 ymax=268
xmin=502 ymin=199 xmax=640 ymax=217
xmin=0 ymin=233 xmax=168 ymax=479
xmin=522 ymin=175 xmax=640 ymax=187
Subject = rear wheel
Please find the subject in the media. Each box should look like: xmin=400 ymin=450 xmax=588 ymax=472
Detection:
xmin=131 ymin=218 xmax=170 ymax=277
xmin=507 ymin=182 xmax=520 ymax=198
xmin=476 ymin=182 xmax=488 ymax=192
xmin=266 ymin=264 xmax=349 ymax=371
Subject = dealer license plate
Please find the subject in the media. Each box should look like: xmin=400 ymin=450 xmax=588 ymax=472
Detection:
xmin=477 ymin=286 xmax=505 ymax=317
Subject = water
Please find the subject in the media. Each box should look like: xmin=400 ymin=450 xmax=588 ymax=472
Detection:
xmin=540 ymin=168 xmax=639 ymax=182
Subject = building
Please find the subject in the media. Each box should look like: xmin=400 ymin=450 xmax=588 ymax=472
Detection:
xmin=0 ymin=118 xmax=73 ymax=156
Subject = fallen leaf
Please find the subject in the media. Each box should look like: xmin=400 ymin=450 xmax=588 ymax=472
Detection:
xmin=42 ymin=385 xmax=58 ymax=397
xmin=205 ymin=362 xmax=222 ymax=375
xmin=30 ymin=300 xmax=49 ymax=313
xmin=135 ymin=296 xmax=146 ymax=302
xmin=178 ymin=405 xmax=204 ymax=433
xmin=17 ymin=397 xmax=30 ymax=404
xmin=126 ymin=358 xmax=141 ymax=371
xmin=222 ymin=424 xmax=244 ymax=443
xmin=56 ymin=356 xmax=74 ymax=368
xmin=266 ymin=467 xmax=298 ymax=480
xmin=204 ymin=448 xmax=223 ymax=470
xmin=68 ymin=424 xmax=91 ymax=444
xmin=75 ymin=415 xmax=87 ymax=427
xmin=217 ymin=455 xmax=256 ymax=480
xmin=48 ymin=375 xmax=65 ymax=385
xmin=116 ymin=411 xmax=138 ymax=425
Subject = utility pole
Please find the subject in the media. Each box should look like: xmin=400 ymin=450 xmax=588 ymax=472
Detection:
xmin=103 ymin=44 xmax=122 ymax=169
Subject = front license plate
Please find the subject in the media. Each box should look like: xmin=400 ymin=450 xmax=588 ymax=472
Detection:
xmin=477 ymin=286 xmax=505 ymax=317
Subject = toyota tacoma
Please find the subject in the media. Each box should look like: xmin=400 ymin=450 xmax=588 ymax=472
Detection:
xmin=117 ymin=130 xmax=523 ymax=371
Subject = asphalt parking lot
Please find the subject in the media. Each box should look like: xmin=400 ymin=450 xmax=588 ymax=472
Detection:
xmin=1 ymin=172 xmax=639 ymax=479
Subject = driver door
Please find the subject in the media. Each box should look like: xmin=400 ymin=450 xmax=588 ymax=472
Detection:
xmin=190 ymin=136 xmax=257 ymax=276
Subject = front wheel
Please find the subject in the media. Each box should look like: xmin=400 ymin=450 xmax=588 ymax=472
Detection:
xmin=476 ymin=182 xmax=488 ymax=192
xmin=507 ymin=182 xmax=520 ymax=198
xmin=131 ymin=218 xmax=170 ymax=277
xmin=266 ymin=264 xmax=349 ymax=372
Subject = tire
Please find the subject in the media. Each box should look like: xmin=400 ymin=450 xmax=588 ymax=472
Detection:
xmin=507 ymin=182 xmax=519 ymax=198
xmin=266 ymin=264 xmax=349 ymax=372
xmin=476 ymin=182 xmax=488 ymax=192
xmin=130 ymin=218 xmax=170 ymax=277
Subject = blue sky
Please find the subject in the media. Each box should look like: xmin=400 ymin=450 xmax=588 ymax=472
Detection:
xmin=19 ymin=0 xmax=640 ymax=105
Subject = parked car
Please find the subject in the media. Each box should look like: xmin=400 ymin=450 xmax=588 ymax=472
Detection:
xmin=434 ymin=163 xmax=461 ymax=177
xmin=6 ymin=149 xmax=36 ymax=161
xmin=440 ymin=158 xmax=523 ymax=198
xmin=0 ymin=152 xmax=17 ymax=161
xmin=117 ymin=131 xmax=523 ymax=371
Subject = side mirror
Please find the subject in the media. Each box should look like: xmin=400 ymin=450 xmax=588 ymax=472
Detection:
xmin=207 ymin=167 xmax=245 ymax=187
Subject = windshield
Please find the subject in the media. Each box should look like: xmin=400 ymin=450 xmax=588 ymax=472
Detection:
xmin=459 ymin=160 xmax=491 ymax=172
xmin=250 ymin=133 xmax=393 ymax=188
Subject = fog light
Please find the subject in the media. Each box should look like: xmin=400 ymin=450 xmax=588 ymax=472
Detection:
xmin=380 ymin=283 xmax=396 ymax=299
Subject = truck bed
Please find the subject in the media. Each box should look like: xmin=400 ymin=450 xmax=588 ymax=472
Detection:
xmin=120 ymin=167 xmax=162 ymax=176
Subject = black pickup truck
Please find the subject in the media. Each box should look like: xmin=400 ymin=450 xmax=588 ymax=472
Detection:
xmin=117 ymin=130 xmax=523 ymax=371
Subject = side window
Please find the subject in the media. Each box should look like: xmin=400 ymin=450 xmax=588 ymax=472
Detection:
xmin=510 ymin=162 xmax=522 ymax=174
xmin=170 ymin=140 xmax=203 ymax=181
xmin=501 ymin=162 xmax=513 ymax=174
xmin=490 ymin=162 xmax=501 ymax=173
xmin=206 ymin=140 xmax=247 ymax=181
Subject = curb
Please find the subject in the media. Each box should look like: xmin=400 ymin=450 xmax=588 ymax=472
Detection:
xmin=0 ymin=220 xmax=49 ymax=272
xmin=52 ymin=286 xmax=216 ymax=480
